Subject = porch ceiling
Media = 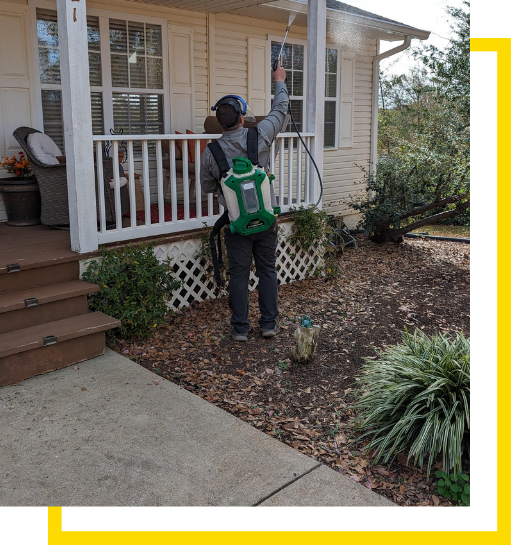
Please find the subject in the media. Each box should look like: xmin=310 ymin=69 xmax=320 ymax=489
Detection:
xmin=132 ymin=0 xmax=429 ymax=42
xmin=129 ymin=0 xmax=280 ymax=14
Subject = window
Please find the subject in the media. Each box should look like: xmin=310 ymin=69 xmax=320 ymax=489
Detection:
xmin=271 ymin=41 xmax=304 ymax=132
xmin=35 ymin=8 xmax=166 ymax=154
xmin=270 ymin=39 xmax=340 ymax=149
xmin=324 ymin=48 xmax=339 ymax=148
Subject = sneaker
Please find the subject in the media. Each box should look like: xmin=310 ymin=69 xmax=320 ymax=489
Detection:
xmin=261 ymin=326 xmax=279 ymax=338
xmin=230 ymin=327 xmax=248 ymax=342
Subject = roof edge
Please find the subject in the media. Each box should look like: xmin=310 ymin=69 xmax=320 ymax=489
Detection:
xmin=263 ymin=0 xmax=431 ymax=41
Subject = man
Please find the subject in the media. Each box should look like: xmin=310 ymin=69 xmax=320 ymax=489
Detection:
xmin=200 ymin=62 xmax=289 ymax=342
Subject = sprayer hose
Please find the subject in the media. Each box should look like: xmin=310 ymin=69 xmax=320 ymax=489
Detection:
xmin=287 ymin=101 xmax=323 ymax=209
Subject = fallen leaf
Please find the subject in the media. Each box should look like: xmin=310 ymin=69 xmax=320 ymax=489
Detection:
xmin=81 ymin=387 xmax=87 ymax=391
xmin=432 ymin=495 xmax=440 ymax=506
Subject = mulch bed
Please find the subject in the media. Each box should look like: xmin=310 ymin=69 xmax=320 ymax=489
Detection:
xmin=112 ymin=235 xmax=470 ymax=507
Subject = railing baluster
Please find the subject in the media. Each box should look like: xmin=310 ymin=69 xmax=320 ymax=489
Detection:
xmin=170 ymin=140 xmax=178 ymax=223
xmin=127 ymin=141 xmax=136 ymax=229
xmin=182 ymin=140 xmax=190 ymax=221
xmin=96 ymin=142 xmax=106 ymax=233
xmin=195 ymin=139 xmax=202 ymax=220
xmin=296 ymin=138 xmax=302 ymax=207
xmin=112 ymin=140 xmax=122 ymax=230
xmin=142 ymin=140 xmax=151 ymax=226
xmin=287 ymin=137 xmax=293 ymax=209
xmin=279 ymin=138 xmax=284 ymax=209
xmin=156 ymin=140 xmax=164 ymax=224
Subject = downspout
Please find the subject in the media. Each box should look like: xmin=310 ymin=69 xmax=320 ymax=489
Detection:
xmin=370 ymin=35 xmax=412 ymax=178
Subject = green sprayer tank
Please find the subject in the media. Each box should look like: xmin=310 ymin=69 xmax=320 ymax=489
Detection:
xmin=220 ymin=157 xmax=280 ymax=236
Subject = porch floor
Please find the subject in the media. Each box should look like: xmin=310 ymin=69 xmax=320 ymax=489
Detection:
xmin=0 ymin=223 xmax=77 ymax=274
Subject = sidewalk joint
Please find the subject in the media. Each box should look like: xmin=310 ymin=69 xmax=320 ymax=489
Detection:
xmin=252 ymin=462 xmax=322 ymax=506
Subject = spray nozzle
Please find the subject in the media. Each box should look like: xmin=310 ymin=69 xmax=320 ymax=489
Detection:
xmin=272 ymin=11 xmax=296 ymax=72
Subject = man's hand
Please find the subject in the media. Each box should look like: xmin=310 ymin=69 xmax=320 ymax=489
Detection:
xmin=273 ymin=61 xmax=286 ymax=83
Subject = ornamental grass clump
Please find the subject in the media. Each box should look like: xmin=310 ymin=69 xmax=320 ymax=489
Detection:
xmin=352 ymin=329 xmax=470 ymax=478
xmin=83 ymin=242 xmax=181 ymax=340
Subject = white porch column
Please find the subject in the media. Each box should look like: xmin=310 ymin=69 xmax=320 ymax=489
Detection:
xmin=306 ymin=0 xmax=326 ymax=207
xmin=57 ymin=0 xmax=98 ymax=253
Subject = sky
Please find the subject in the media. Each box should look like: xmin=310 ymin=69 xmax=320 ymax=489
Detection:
xmin=343 ymin=0 xmax=466 ymax=74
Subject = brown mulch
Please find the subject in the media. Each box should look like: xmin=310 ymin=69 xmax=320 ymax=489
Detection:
xmin=112 ymin=235 xmax=470 ymax=507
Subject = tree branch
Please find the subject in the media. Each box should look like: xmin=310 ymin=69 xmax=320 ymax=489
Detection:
xmin=398 ymin=193 xmax=468 ymax=222
xmin=390 ymin=199 xmax=470 ymax=238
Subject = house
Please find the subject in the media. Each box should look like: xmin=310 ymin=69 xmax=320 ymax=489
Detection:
xmin=0 ymin=0 xmax=429 ymax=385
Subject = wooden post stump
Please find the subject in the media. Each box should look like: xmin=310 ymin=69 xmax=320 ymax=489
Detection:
xmin=291 ymin=323 xmax=321 ymax=364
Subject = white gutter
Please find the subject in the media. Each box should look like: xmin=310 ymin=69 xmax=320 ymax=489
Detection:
xmin=370 ymin=35 xmax=412 ymax=178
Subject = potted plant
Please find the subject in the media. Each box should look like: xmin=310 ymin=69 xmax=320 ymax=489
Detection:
xmin=0 ymin=152 xmax=41 ymax=226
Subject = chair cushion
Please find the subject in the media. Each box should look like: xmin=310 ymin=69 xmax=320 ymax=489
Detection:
xmin=27 ymin=132 xmax=62 ymax=165
xmin=162 ymin=159 xmax=195 ymax=175
xmin=186 ymin=129 xmax=207 ymax=163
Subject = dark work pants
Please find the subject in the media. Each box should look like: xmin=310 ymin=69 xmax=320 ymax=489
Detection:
xmin=224 ymin=219 xmax=279 ymax=334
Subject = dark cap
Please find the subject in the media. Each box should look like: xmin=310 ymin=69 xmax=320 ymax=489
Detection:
xmin=215 ymin=97 xmax=243 ymax=129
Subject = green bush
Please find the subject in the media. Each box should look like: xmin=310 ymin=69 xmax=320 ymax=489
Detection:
xmin=82 ymin=242 xmax=181 ymax=340
xmin=287 ymin=206 xmax=330 ymax=252
xmin=352 ymin=329 xmax=470 ymax=477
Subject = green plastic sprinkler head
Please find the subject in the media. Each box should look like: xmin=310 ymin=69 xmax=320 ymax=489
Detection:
xmin=300 ymin=316 xmax=313 ymax=328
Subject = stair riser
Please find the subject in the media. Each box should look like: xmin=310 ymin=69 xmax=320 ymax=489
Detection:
xmin=0 ymin=261 xmax=79 ymax=295
xmin=0 ymin=296 xmax=88 ymax=334
xmin=0 ymin=331 xmax=105 ymax=387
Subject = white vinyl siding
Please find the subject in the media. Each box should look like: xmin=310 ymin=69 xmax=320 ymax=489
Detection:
xmin=322 ymin=38 xmax=377 ymax=223
xmin=0 ymin=0 xmax=34 ymax=222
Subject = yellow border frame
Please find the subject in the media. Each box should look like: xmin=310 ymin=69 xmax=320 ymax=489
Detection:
xmin=45 ymin=38 xmax=506 ymax=544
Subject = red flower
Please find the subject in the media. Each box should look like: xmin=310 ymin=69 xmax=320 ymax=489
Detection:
xmin=19 ymin=151 xmax=23 ymax=155
xmin=15 ymin=170 xmax=21 ymax=176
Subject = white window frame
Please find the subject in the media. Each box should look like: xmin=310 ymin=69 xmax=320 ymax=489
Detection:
xmin=267 ymin=34 xmax=307 ymax=132
xmin=29 ymin=0 xmax=170 ymax=140
xmin=324 ymin=43 xmax=341 ymax=150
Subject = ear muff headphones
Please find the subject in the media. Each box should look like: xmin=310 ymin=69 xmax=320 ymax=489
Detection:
xmin=211 ymin=95 xmax=248 ymax=116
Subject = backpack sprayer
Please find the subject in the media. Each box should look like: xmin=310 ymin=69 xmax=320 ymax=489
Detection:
xmin=208 ymin=10 xmax=323 ymax=286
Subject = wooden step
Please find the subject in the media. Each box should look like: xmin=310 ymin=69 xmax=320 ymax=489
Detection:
xmin=0 ymin=261 xmax=80 ymax=295
xmin=0 ymin=280 xmax=100 ymax=334
xmin=0 ymin=312 xmax=121 ymax=387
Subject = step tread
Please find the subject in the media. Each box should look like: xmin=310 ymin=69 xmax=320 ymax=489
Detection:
xmin=0 ymin=245 xmax=79 ymax=274
xmin=0 ymin=280 xmax=100 ymax=313
xmin=0 ymin=312 xmax=120 ymax=358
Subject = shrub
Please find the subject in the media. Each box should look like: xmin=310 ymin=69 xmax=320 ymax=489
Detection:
xmin=435 ymin=470 xmax=470 ymax=506
xmin=82 ymin=242 xmax=181 ymax=340
xmin=352 ymin=329 xmax=470 ymax=477
xmin=287 ymin=206 xmax=330 ymax=252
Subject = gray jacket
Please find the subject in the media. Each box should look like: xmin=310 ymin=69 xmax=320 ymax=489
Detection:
xmin=200 ymin=81 xmax=290 ymax=206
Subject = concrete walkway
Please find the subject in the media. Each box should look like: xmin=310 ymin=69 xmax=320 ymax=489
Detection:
xmin=0 ymin=349 xmax=393 ymax=507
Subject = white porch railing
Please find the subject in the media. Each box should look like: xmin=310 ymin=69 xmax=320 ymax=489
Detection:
xmin=92 ymin=132 xmax=317 ymax=245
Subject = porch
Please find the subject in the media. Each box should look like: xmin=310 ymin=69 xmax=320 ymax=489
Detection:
xmin=44 ymin=0 xmax=327 ymax=253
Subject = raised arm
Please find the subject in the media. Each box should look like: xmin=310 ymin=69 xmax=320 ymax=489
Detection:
xmin=257 ymin=62 xmax=289 ymax=143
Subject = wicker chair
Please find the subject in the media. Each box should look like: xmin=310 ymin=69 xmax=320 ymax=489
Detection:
xmin=13 ymin=127 xmax=129 ymax=227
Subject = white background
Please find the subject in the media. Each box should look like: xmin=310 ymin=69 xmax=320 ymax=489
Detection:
xmin=0 ymin=0 xmax=498 ymax=541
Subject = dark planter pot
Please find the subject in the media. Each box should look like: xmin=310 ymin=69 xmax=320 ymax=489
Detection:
xmin=0 ymin=176 xmax=41 ymax=226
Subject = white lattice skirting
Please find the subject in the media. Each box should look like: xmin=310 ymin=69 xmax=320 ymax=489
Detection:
xmin=80 ymin=221 xmax=324 ymax=310
xmin=154 ymin=221 xmax=324 ymax=309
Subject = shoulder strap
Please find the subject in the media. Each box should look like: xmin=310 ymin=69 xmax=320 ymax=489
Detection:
xmin=247 ymin=127 xmax=259 ymax=167
xmin=207 ymin=140 xmax=230 ymax=178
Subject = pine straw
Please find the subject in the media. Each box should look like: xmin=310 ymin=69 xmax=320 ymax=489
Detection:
xmin=112 ymin=235 xmax=470 ymax=507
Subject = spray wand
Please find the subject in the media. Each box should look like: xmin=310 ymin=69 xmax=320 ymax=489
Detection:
xmin=272 ymin=12 xmax=295 ymax=72
xmin=272 ymin=11 xmax=323 ymax=209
